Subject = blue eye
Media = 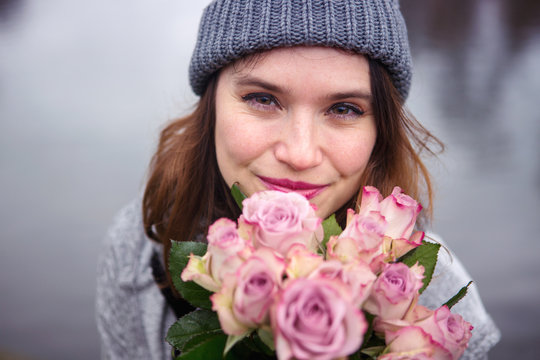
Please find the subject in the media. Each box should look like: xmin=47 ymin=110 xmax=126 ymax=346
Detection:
xmin=241 ymin=93 xmax=281 ymax=110
xmin=328 ymin=103 xmax=364 ymax=118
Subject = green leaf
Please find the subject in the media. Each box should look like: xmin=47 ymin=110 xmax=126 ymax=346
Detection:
xmin=224 ymin=333 xmax=250 ymax=357
xmin=399 ymin=241 xmax=440 ymax=294
xmin=169 ymin=240 xmax=212 ymax=309
xmin=256 ymin=328 xmax=275 ymax=353
xmin=224 ymin=339 xmax=260 ymax=360
xmin=360 ymin=346 xmax=386 ymax=358
xmin=231 ymin=183 xmax=247 ymax=210
xmin=177 ymin=333 xmax=228 ymax=360
xmin=225 ymin=332 xmax=276 ymax=360
xmin=321 ymin=214 xmax=343 ymax=251
xmin=444 ymin=281 xmax=473 ymax=309
xmin=166 ymin=309 xmax=223 ymax=351
xmin=360 ymin=312 xmax=375 ymax=348
xmin=348 ymin=350 xmax=363 ymax=360
xmin=360 ymin=312 xmax=386 ymax=359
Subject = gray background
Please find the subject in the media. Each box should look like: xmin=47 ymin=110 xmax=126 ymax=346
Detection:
xmin=1 ymin=0 xmax=539 ymax=359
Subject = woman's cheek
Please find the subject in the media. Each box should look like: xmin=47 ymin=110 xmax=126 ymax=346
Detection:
xmin=327 ymin=130 xmax=376 ymax=177
xmin=215 ymin=113 xmax=279 ymax=196
xmin=219 ymin=114 xmax=275 ymax=163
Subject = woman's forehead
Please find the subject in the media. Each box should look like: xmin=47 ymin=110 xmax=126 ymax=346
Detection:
xmin=221 ymin=46 xmax=371 ymax=95
xmin=230 ymin=46 xmax=367 ymax=71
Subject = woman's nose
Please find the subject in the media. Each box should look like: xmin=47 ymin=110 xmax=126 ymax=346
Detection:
xmin=273 ymin=111 xmax=323 ymax=171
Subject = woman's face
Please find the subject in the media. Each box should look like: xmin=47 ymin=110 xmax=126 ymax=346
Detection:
xmin=214 ymin=46 xmax=377 ymax=219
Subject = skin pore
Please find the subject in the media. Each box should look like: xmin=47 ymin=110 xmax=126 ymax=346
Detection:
xmin=214 ymin=46 xmax=377 ymax=219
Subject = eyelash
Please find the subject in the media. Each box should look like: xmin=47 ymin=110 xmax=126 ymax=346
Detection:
xmin=241 ymin=93 xmax=281 ymax=111
xmin=241 ymin=93 xmax=365 ymax=119
xmin=326 ymin=103 xmax=364 ymax=119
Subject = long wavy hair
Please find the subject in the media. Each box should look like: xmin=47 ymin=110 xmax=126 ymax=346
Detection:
xmin=143 ymin=56 xmax=443 ymax=290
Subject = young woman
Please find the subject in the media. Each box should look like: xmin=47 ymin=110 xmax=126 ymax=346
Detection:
xmin=96 ymin=1 xmax=500 ymax=359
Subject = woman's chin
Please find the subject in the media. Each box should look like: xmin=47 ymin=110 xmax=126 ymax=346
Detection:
xmin=311 ymin=202 xmax=333 ymax=220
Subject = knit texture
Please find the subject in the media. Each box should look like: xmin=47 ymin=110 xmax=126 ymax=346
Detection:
xmin=189 ymin=0 xmax=412 ymax=100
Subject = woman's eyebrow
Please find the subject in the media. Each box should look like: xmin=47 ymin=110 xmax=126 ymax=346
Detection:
xmin=233 ymin=75 xmax=283 ymax=93
xmin=326 ymin=91 xmax=372 ymax=102
xmin=233 ymin=74 xmax=371 ymax=102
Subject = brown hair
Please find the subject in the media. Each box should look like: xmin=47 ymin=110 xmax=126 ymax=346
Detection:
xmin=143 ymin=74 xmax=240 ymax=243
xmin=360 ymin=57 xmax=443 ymax=226
xmin=143 ymin=57 xmax=442 ymax=288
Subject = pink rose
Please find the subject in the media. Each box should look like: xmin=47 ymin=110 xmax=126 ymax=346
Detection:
xmin=232 ymin=248 xmax=285 ymax=327
xmin=358 ymin=186 xmax=383 ymax=215
xmin=239 ymin=191 xmax=323 ymax=256
xmin=380 ymin=187 xmax=422 ymax=240
xmin=308 ymin=259 xmax=377 ymax=307
xmin=211 ymin=248 xmax=285 ymax=335
xmin=379 ymin=326 xmax=452 ymax=360
xmin=385 ymin=231 xmax=425 ymax=261
xmin=272 ymin=278 xmax=367 ymax=360
xmin=340 ymin=209 xmax=387 ymax=252
xmin=181 ymin=218 xmax=250 ymax=292
xmin=364 ymin=262 xmax=424 ymax=320
xmin=326 ymin=235 xmax=358 ymax=263
xmin=328 ymin=209 xmax=387 ymax=271
xmin=359 ymin=186 xmax=422 ymax=240
xmin=206 ymin=218 xmax=250 ymax=281
xmin=373 ymin=303 xmax=433 ymax=335
xmin=375 ymin=304 xmax=473 ymax=360
xmin=285 ymin=244 xmax=324 ymax=279
xmin=413 ymin=305 xmax=473 ymax=360
xmin=181 ymin=254 xmax=220 ymax=292
xmin=326 ymin=235 xmax=387 ymax=274
xmin=379 ymin=353 xmax=433 ymax=360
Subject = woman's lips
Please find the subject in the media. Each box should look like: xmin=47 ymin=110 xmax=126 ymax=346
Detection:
xmin=257 ymin=175 xmax=328 ymax=200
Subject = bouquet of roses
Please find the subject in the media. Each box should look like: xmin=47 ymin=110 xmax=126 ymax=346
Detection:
xmin=166 ymin=186 xmax=473 ymax=360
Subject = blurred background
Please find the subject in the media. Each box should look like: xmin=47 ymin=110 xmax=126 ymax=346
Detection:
xmin=0 ymin=0 xmax=538 ymax=358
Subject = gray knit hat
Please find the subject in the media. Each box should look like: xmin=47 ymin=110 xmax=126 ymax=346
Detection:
xmin=189 ymin=0 xmax=412 ymax=100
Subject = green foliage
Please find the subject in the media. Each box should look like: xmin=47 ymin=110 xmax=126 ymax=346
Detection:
xmin=224 ymin=334 xmax=249 ymax=357
xmin=348 ymin=351 xmax=363 ymax=360
xmin=166 ymin=306 xmax=275 ymax=360
xmin=321 ymin=214 xmax=343 ymax=252
xmin=256 ymin=328 xmax=275 ymax=353
xmin=400 ymin=241 xmax=440 ymax=294
xmin=167 ymin=309 xmax=226 ymax=359
xmin=176 ymin=334 xmax=228 ymax=360
xmin=347 ymin=312 xmax=386 ymax=360
xmin=360 ymin=346 xmax=386 ymax=359
xmin=361 ymin=312 xmax=376 ymax=349
xmin=222 ymin=332 xmax=276 ymax=360
xmin=444 ymin=281 xmax=473 ymax=309
xmin=169 ymin=240 xmax=212 ymax=309
xmin=231 ymin=183 xmax=247 ymax=210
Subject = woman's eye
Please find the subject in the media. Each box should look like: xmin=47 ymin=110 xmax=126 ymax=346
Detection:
xmin=241 ymin=93 xmax=280 ymax=110
xmin=328 ymin=103 xmax=364 ymax=118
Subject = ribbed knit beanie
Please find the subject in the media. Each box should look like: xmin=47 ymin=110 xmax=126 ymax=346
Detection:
xmin=189 ymin=0 xmax=412 ymax=100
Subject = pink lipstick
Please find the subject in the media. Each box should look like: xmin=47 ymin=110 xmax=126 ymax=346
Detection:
xmin=257 ymin=175 xmax=328 ymax=200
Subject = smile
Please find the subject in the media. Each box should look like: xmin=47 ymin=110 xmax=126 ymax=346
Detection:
xmin=257 ymin=175 xmax=328 ymax=200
